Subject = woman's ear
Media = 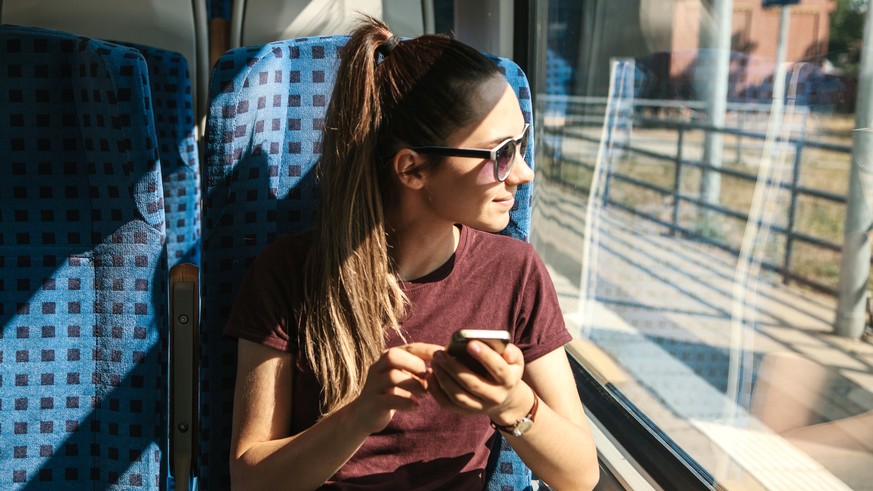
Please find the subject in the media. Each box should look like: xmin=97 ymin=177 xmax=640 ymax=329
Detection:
xmin=392 ymin=148 xmax=426 ymax=190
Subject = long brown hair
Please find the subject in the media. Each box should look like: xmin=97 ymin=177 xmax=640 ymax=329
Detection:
xmin=300 ymin=17 xmax=501 ymax=415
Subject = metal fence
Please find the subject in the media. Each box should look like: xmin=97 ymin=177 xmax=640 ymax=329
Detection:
xmin=539 ymin=96 xmax=856 ymax=295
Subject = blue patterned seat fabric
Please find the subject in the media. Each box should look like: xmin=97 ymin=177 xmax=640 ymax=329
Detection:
xmin=201 ymin=35 xmax=535 ymax=490
xmin=116 ymin=41 xmax=201 ymax=267
xmin=207 ymin=0 xmax=233 ymax=21
xmin=0 ymin=25 xmax=168 ymax=490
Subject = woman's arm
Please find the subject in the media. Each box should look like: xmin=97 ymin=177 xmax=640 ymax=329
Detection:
xmin=430 ymin=343 xmax=599 ymax=491
xmin=509 ymin=348 xmax=599 ymax=490
xmin=230 ymin=339 xmax=440 ymax=491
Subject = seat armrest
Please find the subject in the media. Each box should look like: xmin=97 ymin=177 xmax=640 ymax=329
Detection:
xmin=170 ymin=263 xmax=201 ymax=491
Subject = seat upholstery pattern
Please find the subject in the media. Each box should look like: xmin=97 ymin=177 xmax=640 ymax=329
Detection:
xmin=0 ymin=25 xmax=168 ymax=490
xmin=486 ymin=435 xmax=535 ymax=491
xmin=202 ymin=35 xmax=534 ymax=489
xmin=118 ymin=41 xmax=201 ymax=267
xmin=207 ymin=0 xmax=233 ymax=21
xmin=488 ymin=53 xmax=535 ymax=242
xmin=201 ymin=39 xmax=334 ymax=490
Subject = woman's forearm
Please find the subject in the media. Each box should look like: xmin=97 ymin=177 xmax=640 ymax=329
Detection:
xmin=230 ymin=401 xmax=372 ymax=491
xmin=230 ymin=342 xmax=439 ymax=491
xmin=499 ymin=391 xmax=600 ymax=491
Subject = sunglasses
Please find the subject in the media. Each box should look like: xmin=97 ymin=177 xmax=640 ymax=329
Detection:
xmin=410 ymin=124 xmax=530 ymax=182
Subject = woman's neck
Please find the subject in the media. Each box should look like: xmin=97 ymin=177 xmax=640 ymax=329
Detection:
xmin=387 ymin=218 xmax=460 ymax=282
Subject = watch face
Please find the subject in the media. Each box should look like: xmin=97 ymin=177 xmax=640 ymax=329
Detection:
xmin=512 ymin=417 xmax=534 ymax=437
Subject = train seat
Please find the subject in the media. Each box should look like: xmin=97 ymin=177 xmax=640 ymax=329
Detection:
xmin=0 ymin=6 xmax=206 ymax=269
xmin=0 ymin=25 xmax=169 ymax=490
xmin=116 ymin=42 xmax=202 ymax=268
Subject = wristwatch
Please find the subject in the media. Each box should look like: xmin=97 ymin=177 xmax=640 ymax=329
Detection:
xmin=490 ymin=389 xmax=539 ymax=437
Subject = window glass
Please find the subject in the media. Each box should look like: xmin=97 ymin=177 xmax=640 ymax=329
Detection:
xmin=532 ymin=1 xmax=873 ymax=489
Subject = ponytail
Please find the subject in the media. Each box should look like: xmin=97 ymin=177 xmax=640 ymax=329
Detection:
xmin=300 ymin=17 xmax=501 ymax=416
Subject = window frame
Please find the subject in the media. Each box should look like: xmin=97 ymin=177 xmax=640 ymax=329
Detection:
xmin=567 ymin=350 xmax=718 ymax=490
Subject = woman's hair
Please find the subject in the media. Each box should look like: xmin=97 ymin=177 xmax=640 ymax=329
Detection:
xmin=300 ymin=17 xmax=502 ymax=415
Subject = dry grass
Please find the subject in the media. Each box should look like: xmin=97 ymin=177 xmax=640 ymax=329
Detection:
xmin=547 ymin=110 xmax=865 ymax=292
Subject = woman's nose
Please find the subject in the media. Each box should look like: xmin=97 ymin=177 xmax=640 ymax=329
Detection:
xmin=506 ymin=152 xmax=534 ymax=186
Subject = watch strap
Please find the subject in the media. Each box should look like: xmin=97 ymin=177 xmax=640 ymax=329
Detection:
xmin=490 ymin=388 xmax=539 ymax=436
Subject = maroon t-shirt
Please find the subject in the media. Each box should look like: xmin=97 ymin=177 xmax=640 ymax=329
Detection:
xmin=224 ymin=225 xmax=572 ymax=490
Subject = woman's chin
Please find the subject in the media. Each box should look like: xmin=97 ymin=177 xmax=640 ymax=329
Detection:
xmin=470 ymin=216 xmax=511 ymax=233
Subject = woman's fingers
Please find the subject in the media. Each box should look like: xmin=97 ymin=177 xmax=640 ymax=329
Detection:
xmin=466 ymin=341 xmax=523 ymax=384
xmin=363 ymin=341 xmax=526 ymax=421
xmin=428 ymin=359 xmax=483 ymax=415
xmin=368 ymin=344 xmax=446 ymax=398
xmin=354 ymin=344 xmax=442 ymax=433
xmin=438 ymin=342 xmax=523 ymax=390
xmin=377 ymin=368 xmax=430 ymax=397
xmin=431 ymin=351 xmax=497 ymax=408
xmin=402 ymin=342 xmax=443 ymax=364
xmin=430 ymin=341 xmax=527 ymax=414
xmin=373 ymin=346 xmax=425 ymax=376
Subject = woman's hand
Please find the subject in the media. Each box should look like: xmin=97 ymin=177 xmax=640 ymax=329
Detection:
xmin=348 ymin=343 xmax=443 ymax=434
xmin=428 ymin=340 xmax=530 ymax=423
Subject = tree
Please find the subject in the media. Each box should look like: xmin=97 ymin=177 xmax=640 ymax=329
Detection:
xmin=829 ymin=0 xmax=867 ymax=73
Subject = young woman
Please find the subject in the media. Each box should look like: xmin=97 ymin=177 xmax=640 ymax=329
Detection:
xmin=224 ymin=18 xmax=599 ymax=491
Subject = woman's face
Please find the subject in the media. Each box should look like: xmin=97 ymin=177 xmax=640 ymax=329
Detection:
xmin=418 ymin=76 xmax=534 ymax=233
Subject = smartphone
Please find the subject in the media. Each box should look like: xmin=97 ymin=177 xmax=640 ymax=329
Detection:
xmin=446 ymin=329 xmax=511 ymax=378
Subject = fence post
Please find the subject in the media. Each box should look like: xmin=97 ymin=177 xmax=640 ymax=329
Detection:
xmin=835 ymin=5 xmax=873 ymax=339
xmin=697 ymin=0 xmax=733 ymax=232
xmin=672 ymin=126 xmax=685 ymax=235
xmin=783 ymin=138 xmax=804 ymax=284
xmin=735 ymin=107 xmax=744 ymax=164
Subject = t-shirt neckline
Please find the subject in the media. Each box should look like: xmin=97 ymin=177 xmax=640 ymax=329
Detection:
xmin=400 ymin=224 xmax=469 ymax=288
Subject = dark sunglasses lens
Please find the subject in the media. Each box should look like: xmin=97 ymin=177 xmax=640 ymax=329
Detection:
xmin=496 ymin=141 xmax=515 ymax=181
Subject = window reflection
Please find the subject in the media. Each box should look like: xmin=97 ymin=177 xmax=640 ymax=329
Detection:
xmin=533 ymin=1 xmax=873 ymax=489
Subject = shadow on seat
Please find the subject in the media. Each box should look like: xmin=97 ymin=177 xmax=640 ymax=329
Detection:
xmin=0 ymin=25 xmax=168 ymax=490
xmin=116 ymin=41 xmax=202 ymax=268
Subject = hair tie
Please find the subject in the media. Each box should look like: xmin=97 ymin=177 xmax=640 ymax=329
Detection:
xmin=377 ymin=35 xmax=400 ymax=59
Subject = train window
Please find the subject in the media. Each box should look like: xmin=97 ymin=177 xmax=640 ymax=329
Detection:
xmin=530 ymin=1 xmax=873 ymax=489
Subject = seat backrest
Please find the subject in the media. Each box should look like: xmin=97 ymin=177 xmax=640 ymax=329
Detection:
xmin=1 ymin=7 xmax=206 ymax=269
xmin=0 ymin=25 xmax=169 ymax=489
xmin=117 ymin=41 xmax=202 ymax=268
xmin=0 ymin=0 xmax=209 ymax=127
xmin=201 ymin=36 xmax=535 ymax=489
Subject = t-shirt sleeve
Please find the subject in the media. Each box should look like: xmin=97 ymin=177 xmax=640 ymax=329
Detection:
xmin=223 ymin=235 xmax=307 ymax=352
xmin=513 ymin=246 xmax=572 ymax=363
